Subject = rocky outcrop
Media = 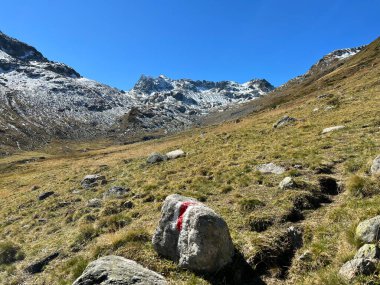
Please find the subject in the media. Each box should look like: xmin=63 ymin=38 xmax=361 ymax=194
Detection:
xmin=152 ymin=194 xmax=234 ymax=273
xmin=72 ymin=255 xmax=167 ymax=285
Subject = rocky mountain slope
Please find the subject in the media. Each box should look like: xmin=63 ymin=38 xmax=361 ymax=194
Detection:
xmin=0 ymin=36 xmax=378 ymax=285
xmin=0 ymin=31 xmax=275 ymax=154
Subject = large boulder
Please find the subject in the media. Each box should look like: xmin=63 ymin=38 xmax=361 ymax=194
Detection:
xmin=370 ymin=155 xmax=380 ymax=175
xmin=166 ymin=149 xmax=185 ymax=160
xmin=152 ymin=194 xmax=234 ymax=273
xmin=81 ymin=175 xmax=107 ymax=189
xmin=338 ymin=258 xmax=376 ymax=281
xmin=356 ymin=215 xmax=380 ymax=243
xmin=73 ymin=255 xmax=167 ymax=285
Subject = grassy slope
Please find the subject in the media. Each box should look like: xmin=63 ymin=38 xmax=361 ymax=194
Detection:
xmin=0 ymin=38 xmax=379 ymax=285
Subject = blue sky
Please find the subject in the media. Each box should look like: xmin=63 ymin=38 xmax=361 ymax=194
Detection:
xmin=1 ymin=0 xmax=379 ymax=89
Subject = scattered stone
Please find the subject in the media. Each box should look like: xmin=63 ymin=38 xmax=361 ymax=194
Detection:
xmin=279 ymin=177 xmax=295 ymax=190
xmin=73 ymin=255 xmax=167 ymax=285
xmin=103 ymin=186 xmax=130 ymax=199
xmin=152 ymin=194 xmax=234 ymax=273
xmin=324 ymin=105 xmax=336 ymax=111
xmin=313 ymin=108 xmax=319 ymax=112
xmin=339 ymin=258 xmax=376 ymax=281
xmin=273 ymin=115 xmax=297 ymax=128
xmin=147 ymin=153 xmax=167 ymax=164
xmin=72 ymin=189 xmax=82 ymax=194
xmin=25 ymin=252 xmax=60 ymax=274
xmin=165 ymin=149 xmax=186 ymax=160
xmin=38 ymin=191 xmax=55 ymax=201
xmin=30 ymin=185 xmax=39 ymax=191
xmin=81 ymin=174 xmax=107 ymax=188
xmin=370 ymin=155 xmax=380 ymax=175
xmin=354 ymin=244 xmax=380 ymax=260
xmin=293 ymin=164 xmax=303 ymax=169
xmin=321 ymin=125 xmax=345 ymax=134
xmin=317 ymin=93 xmax=333 ymax=99
xmin=257 ymin=163 xmax=285 ymax=175
xmin=87 ymin=198 xmax=102 ymax=208
xmin=356 ymin=215 xmax=380 ymax=243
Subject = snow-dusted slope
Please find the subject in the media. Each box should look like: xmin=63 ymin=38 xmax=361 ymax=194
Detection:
xmin=0 ymin=32 xmax=273 ymax=151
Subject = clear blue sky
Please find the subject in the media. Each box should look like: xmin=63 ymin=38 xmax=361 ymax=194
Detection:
xmin=1 ymin=0 xmax=379 ymax=90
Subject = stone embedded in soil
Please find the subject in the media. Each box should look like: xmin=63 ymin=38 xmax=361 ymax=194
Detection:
xmin=73 ymin=255 xmax=167 ymax=285
xmin=257 ymin=163 xmax=285 ymax=174
xmin=370 ymin=155 xmax=380 ymax=175
xmin=81 ymin=174 xmax=107 ymax=188
xmin=356 ymin=215 xmax=380 ymax=244
xmin=339 ymin=258 xmax=376 ymax=281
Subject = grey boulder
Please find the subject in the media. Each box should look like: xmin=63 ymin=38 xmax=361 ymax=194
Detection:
xmin=339 ymin=258 xmax=376 ymax=281
xmin=356 ymin=215 xmax=380 ymax=243
xmin=370 ymin=155 xmax=380 ymax=175
xmin=87 ymin=198 xmax=102 ymax=208
xmin=72 ymin=255 xmax=167 ymax=285
xmin=152 ymin=194 xmax=234 ymax=273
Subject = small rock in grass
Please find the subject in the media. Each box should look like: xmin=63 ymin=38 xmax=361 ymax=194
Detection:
xmin=103 ymin=186 xmax=130 ymax=199
xmin=322 ymin=125 xmax=345 ymax=134
xmin=87 ymin=198 xmax=102 ymax=208
xmin=81 ymin=174 xmax=107 ymax=189
xmin=165 ymin=149 xmax=186 ymax=160
xmin=279 ymin=177 xmax=295 ymax=189
xmin=147 ymin=153 xmax=167 ymax=164
xmin=354 ymin=244 xmax=380 ymax=260
xmin=370 ymin=155 xmax=380 ymax=175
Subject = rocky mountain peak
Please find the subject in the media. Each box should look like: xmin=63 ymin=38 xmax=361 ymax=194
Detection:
xmin=0 ymin=31 xmax=47 ymax=62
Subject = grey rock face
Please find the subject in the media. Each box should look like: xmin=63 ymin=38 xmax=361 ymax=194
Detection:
xmin=370 ymin=155 xmax=380 ymax=175
xmin=165 ymin=149 xmax=185 ymax=160
xmin=72 ymin=255 xmax=167 ymax=285
xmin=338 ymin=258 xmax=376 ymax=281
xmin=257 ymin=163 xmax=285 ymax=175
xmin=103 ymin=186 xmax=130 ymax=199
xmin=273 ymin=116 xmax=296 ymax=128
xmin=321 ymin=125 xmax=345 ymax=134
xmin=81 ymin=175 xmax=106 ymax=188
xmin=279 ymin=177 xmax=295 ymax=189
xmin=152 ymin=194 xmax=234 ymax=273
xmin=354 ymin=244 xmax=380 ymax=260
xmin=147 ymin=153 xmax=167 ymax=164
xmin=356 ymin=215 xmax=380 ymax=244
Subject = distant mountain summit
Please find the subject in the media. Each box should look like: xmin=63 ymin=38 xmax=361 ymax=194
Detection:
xmin=0 ymin=32 xmax=274 ymax=152
xmin=0 ymin=31 xmax=367 ymax=154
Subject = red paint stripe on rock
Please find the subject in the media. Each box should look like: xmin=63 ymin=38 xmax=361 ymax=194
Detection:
xmin=176 ymin=201 xmax=196 ymax=231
